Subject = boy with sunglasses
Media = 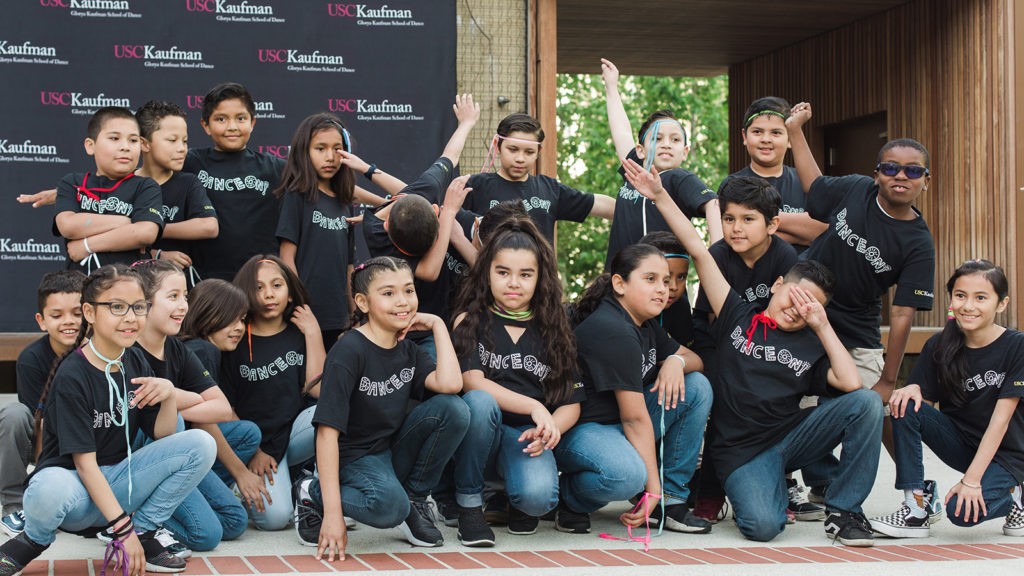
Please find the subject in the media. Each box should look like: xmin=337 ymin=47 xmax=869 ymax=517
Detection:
xmin=785 ymin=103 xmax=935 ymax=497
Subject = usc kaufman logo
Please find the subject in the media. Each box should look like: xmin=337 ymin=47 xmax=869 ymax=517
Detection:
xmin=257 ymin=144 xmax=290 ymax=158
xmin=327 ymin=98 xmax=422 ymax=122
xmin=0 ymin=41 xmax=68 ymax=66
xmin=258 ymin=49 xmax=353 ymax=73
xmin=326 ymin=3 xmax=423 ymax=27
xmin=0 ymin=138 xmax=69 ymax=165
xmin=40 ymin=91 xmax=132 ymax=116
xmin=113 ymin=44 xmax=214 ymax=70
xmin=40 ymin=0 xmax=142 ymax=19
xmin=185 ymin=96 xmax=283 ymax=119
xmin=0 ymin=237 xmax=64 ymax=263
xmin=185 ymin=0 xmax=285 ymax=23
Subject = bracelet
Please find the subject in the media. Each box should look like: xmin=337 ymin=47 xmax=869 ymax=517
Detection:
xmin=83 ymin=237 xmax=93 ymax=254
xmin=667 ymin=354 xmax=686 ymax=369
xmin=960 ymin=479 xmax=982 ymax=489
xmin=363 ymin=164 xmax=377 ymax=180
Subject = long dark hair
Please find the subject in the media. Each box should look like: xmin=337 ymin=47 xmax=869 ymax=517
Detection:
xmin=232 ymin=254 xmax=312 ymax=323
xmin=34 ymin=265 xmax=144 ymax=451
xmin=934 ymin=259 xmax=1008 ymax=408
xmin=452 ymin=217 xmax=576 ymax=405
xmin=573 ymin=244 xmax=664 ymax=326
xmin=275 ymin=113 xmax=355 ymax=205
xmin=179 ymin=279 xmax=248 ymax=342
xmin=350 ymin=256 xmax=413 ymax=327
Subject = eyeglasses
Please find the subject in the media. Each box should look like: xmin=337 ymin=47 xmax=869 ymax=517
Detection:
xmin=875 ymin=162 xmax=929 ymax=179
xmin=91 ymin=301 xmax=151 ymax=317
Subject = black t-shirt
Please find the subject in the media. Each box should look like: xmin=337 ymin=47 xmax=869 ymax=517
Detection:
xmin=720 ymin=165 xmax=807 ymax=251
xmin=575 ymin=296 xmax=678 ymax=425
xmin=16 ymin=336 xmax=58 ymax=411
xmin=913 ymin=330 xmax=1024 ymax=483
xmin=657 ymin=301 xmax=694 ymax=349
xmin=313 ymin=329 xmax=432 ymax=468
xmin=464 ymin=312 xmax=585 ymax=427
xmin=136 ymin=337 xmax=216 ymax=395
xmin=605 ymin=149 xmax=715 ymax=270
xmin=695 ymin=236 xmax=798 ymax=315
xmin=708 ymin=294 xmax=833 ymax=482
xmin=183 ymin=148 xmax=285 ymax=281
xmin=35 ymin=348 xmax=159 ymax=472
xmin=54 ymin=172 xmax=164 ymax=269
xmin=463 ymin=172 xmax=595 ymax=244
xmin=221 ymin=324 xmax=306 ymax=461
xmin=801 ymin=175 xmax=935 ymax=349
xmin=183 ymin=338 xmax=221 ymax=383
xmin=152 ymin=171 xmax=217 ymax=256
xmin=276 ymin=191 xmax=356 ymax=331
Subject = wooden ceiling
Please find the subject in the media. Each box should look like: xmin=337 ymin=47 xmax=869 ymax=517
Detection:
xmin=556 ymin=0 xmax=914 ymax=76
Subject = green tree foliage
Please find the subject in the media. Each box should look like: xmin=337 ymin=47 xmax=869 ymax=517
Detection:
xmin=555 ymin=72 xmax=729 ymax=299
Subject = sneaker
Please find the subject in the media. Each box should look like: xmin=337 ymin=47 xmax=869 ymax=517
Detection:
xmin=457 ymin=506 xmax=495 ymax=547
xmin=507 ymin=506 xmax=539 ymax=535
xmin=787 ymin=479 xmax=826 ymax=521
xmin=433 ymin=497 xmax=459 ymax=527
xmin=483 ymin=492 xmax=509 ymax=525
xmin=868 ymin=504 xmax=930 ymax=538
xmin=399 ymin=500 xmax=443 ymax=547
xmin=824 ymin=510 xmax=874 ymax=547
xmin=657 ymin=504 xmax=712 ymax=534
xmin=294 ymin=499 xmax=323 ymax=547
xmin=785 ymin=508 xmax=796 ymax=524
xmin=808 ymin=485 xmax=827 ymax=504
xmin=1003 ymin=501 xmax=1024 ymax=537
xmin=554 ymin=503 xmax=591 ymax=534
xmin=923 ymin=480 xmax=944 ymax=524
xmin=0 ymin=532 xmax=48 ymax=576
xmin=136 ymin=529 xmax=187 ymax=573
xmin=153 ymin=528 xmax=191 ymax=559
xmin=692 ymin=497 xmax=729 ymax=524
xmin=0 ymin=511 xmax=25 ymax=538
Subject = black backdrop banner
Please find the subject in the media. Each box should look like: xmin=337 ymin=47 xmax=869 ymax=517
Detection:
xmin=0 ymin=0 xmax=456 ymax=332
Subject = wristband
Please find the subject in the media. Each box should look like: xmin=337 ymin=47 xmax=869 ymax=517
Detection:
xmin=83 ymin=237 xmax=93 ymax=254
xmin=667 ymin=354 xmax=686 ymax=369
xmin=363 ymin=164 xmax=377 ymax=180
xmin=960 ymin=479 xmax=981 ymax=489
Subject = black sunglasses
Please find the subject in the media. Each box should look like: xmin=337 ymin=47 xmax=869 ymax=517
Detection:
xmin=875 ymin=162 xmax=929 ymax=179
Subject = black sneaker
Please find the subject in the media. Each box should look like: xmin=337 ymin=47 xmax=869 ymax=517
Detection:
xmin=399 ymin=500 xmax=443 ymax=547
xmin=868 ymin=504 xmax=930 ymax=538
xmin=433 ymin=497 xmax=459 ymax=527
xmin=824 ymin=510 xmax=874 ymax=547
xmin=651 ymin=503 xmax=712 ymax=534
xmin=555 ymin=503 xmax=590 ymax=534
xmin=0 ymin=532 xmax=48 ymax=576
xmin=153 ymin=528 xmax=192 ymax=559
xmin=787 ymin=478 xmax=826 ymax=521
xmin=457 ymin=506 xmax=495 ymax=547
xmin=137 ymin=529 xmax=187 ymax=572
xmin=923 ymin=480 xmax=944 ymax=524
xmin=808 ymin=485 xmax=827 ymax=504
xmin=507 ymin=506 xmax=539 ymax=535
xmin=483 ymin=492 xmax=509 ymax=525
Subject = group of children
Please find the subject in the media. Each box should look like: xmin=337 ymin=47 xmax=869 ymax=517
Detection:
xmin=0 ymin=58 xmax=1022 ymax=574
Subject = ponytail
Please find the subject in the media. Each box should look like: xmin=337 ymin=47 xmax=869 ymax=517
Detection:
xmin=573 ymin=243 xmax=664 ymax=326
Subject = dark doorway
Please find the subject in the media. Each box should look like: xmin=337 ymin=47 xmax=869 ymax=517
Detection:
xmin=823 ymin=112 xmax=888 ymax=177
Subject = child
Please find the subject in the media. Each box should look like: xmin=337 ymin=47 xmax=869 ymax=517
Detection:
xmin=786 ymin=103 xmax=935 ymax=402
xmin=223 ymin=255 xmax=325 ymax=530
xmin=301 ymin=257 xmax=469 ymax=560
xmin=871 ymin=260 xmax=1024 ymax=538
xmin=563 ymin=242 xmax=712 ymax=535
xmin=623 ymin=158 xmax=882 ymax=546
xmin=637 ymin=232 xmax=693 ymax=347
xmin=721 ymin=97 xmax=826 ymax=253
xmin=132 ymin=260 xmax=241 ymax=553
xmin=135 ymin=101 xmax=219 ymax=286
xmin=54 ymin=107 xmax=164 ymax=273
xmin=1 ymin=271 xmax=84 ymax=537
xmin=600 ymin=58 xmax=720 ymax=270
xmin=178 ymin=279 xmax=268 ymax=521
xmin=465 ymin=112 xmax=615 ymax=245
xmin=449 ymin=217 xmax=584 ymax=546
xmin=0 ymin=265 xmax=216 ymax=575
xmin=471 ymin=200 xmax=530 ymax=250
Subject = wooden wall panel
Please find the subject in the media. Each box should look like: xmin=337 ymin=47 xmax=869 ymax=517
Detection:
xmin=728 ymin=0 xmax=1017 ymax=329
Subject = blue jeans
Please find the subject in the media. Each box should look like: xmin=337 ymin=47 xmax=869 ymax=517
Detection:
xmin=162 ymin=420 xmax=260 ymax=550
xmin=555 ymin=422 xmax=647 ymax=514
xmin=724 ymin=389 xmax=882 ymax=542
xmin=311 ymin=394 xmax=469 ymax=528
xmin=892 ymin=401 xmax=1018 ymax=525
xmin=645 ymin=372 xmax=712 ymax=505
xmin=453 ymin=390 xmax=560 ymax=516
xmin=22 ymin=429 xmax=216 ymax=546
xmin=248 ymin=405 xmax=317 ymax=531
